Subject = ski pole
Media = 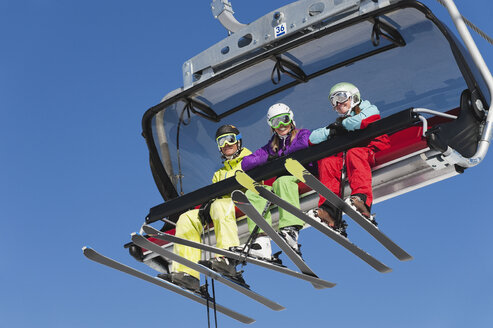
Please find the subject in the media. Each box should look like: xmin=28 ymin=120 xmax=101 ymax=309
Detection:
xmin=238 ymin=199 xmax=272 ymax=263
xmin=338 ymin=151 xmax=347 ymax=223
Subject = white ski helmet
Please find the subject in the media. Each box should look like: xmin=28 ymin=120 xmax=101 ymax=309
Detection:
xmin=266 ymin=103 xmax=296 ymax=127
xmin=328 ymin=82 xmax=361 ymax=112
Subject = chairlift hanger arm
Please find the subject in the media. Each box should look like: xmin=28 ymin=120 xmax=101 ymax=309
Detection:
xmin=211 ymin=0 xmax=246 ymax=34
xmin=438 ymin=0 xmax=493 ymax=167
xmin=146 ymin=108 xmax=420 ymax=223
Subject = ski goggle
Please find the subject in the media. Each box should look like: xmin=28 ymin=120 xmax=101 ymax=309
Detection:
xmin=216 ymin=133 xmax=241 ymax=148
xmin=329 ymin=91 xmax=351 ymax=107
xmin=269 ymin=114 xmax=292 ymax=129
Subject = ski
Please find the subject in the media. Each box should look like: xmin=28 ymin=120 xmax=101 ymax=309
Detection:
xmin=82 ymin=247 xmax=255 ymax=324
xmin=284 ymin=158 xmax=413 ymax=261
xmin=131 ymin=233 xmax=285 ymax=311
xmin=235 ymin=170 xmax=391 ymax=273
xmin=231 ymin=190 xmax=333 ymax=290
xmin=142 ymin=225 xmax=335 ymax=289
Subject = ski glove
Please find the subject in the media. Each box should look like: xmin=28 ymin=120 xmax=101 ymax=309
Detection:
xmin=327 ymin=120 xmax=347 ymax=137
xmin=309 ymin=118 xmax=346 ymax=144
xmin=198 ymin=199 xmax=214 ymax=225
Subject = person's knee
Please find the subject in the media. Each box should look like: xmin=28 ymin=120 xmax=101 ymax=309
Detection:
xmin=176 ymin=210 xmax=196 ymax=227
xmin=175 ymin=210 xmax=200 ymax=235
xmin=210 ymin=198 xmax=235 ymax=220
xmin=273 ymin=175 xmax=296 ymax=189
xmin=210 ymin=198 xmax=226 ymax=212
xmin=347 ymin=147 xmax=368 ymax=160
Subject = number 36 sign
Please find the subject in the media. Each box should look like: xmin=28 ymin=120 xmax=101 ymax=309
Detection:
xmin=274 ymin=23 xmax=287 ymax=38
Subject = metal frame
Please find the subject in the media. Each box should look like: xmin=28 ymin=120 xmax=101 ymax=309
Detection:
xmin=436 ymin=0 xmax=493 ymax=167
xmin=184 ymin=0 xmax=362 ymax=89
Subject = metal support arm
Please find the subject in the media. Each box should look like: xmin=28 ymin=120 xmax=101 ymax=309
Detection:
xmin=211 ymin=0 xmax=246 ymax=33
xmin=440 ymin=0 xmax=493 ymax=167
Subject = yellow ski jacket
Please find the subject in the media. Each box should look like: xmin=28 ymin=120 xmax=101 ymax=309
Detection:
xmin=212 ymin=148 xmax=252 ymax=185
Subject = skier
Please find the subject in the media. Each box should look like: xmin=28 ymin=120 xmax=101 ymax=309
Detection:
xmin=308 ymin=82 xmax=390 ymax=237
xmin=240 ymin=103 xmax=311 ymax=258
xmin=159 ymin=125 xmax=252 ymax=291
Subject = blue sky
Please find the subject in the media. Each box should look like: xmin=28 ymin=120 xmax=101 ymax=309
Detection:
xmin=1 ymin=1 xmax=492 ymax=327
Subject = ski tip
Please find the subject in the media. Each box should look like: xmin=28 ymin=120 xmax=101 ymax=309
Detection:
xmin=142 ymin=225 xmax=158 ymax=235
xmin=399 ymin=255 xmax=414 ymax=262
xmin=82 ymin=246 xmax=96 ymax=258
xmin=284 ymin=158 xmax=306 ymax=182
xmin=313 ymin=282 xmax=337 ymax=289
xmin=380 ymin=267 xmax=393 ymax=274
xmin=231 ymin=189 xmax=248 ymax=203
xmin=235 ymin=171 xmax=259 ymax=194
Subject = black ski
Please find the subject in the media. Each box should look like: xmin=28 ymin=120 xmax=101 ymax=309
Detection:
xmin=231 ymin=190 xmax=334 ymax=290
xmin=82 ymin=247 xmax=255 ymax=324
xmin=284 ymin=158 xmax=413 ymax=261
xmin=235 ymin=171 xmax=391 ymax=273
xmin=131 ymin=233 xmax=285 ymax=311
xmin=142 ymin=225 xmax=335 ymax=289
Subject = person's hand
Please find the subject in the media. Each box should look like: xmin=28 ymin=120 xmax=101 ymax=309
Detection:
xmin=327 ymin=119 xmax=346 ymax=136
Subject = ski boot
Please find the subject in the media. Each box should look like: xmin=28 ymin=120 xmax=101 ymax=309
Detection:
xmin=199 ymin=257 xmax=250 ymax=289
xmin=346 ymin=195 xmax=378 ymax=226
xmin=250 ymin=235 xmax=284 ymax=265
xmin=158 ymin=272 xmax=200 ymax=292
xmin=231 ymin=235 xmax=273 ymax=261
xmin=279 ymin=226 xmax=302 ymax=257
xmin=308 ymin=208 xmax=348 ymax=238
xmin=332 ymin=218 xmax=348 ymax=238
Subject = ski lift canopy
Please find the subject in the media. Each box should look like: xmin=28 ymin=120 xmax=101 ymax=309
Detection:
xmin=141 ymin=0 xmax=490 ymax=223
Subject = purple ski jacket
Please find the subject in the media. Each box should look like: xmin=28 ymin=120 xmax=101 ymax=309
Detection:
xmin=241 ymin=128 xmax=311 ymax=171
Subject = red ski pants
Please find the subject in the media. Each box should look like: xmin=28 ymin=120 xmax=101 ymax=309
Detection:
xmin=317 ymin=147 xmax=375 ymax=208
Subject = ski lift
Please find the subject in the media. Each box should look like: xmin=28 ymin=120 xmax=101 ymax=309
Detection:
xmin=141 ymin=0 xmax=491 ymax=238
xmin=84 ymin=0 xmax=492 ymax=324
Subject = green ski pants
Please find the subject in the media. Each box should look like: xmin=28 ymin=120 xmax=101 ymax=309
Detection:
xmin=245 ymin=175 xmax=305 ymax=233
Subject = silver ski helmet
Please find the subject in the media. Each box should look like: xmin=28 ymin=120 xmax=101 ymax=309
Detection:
xmin=329 ymin=82 xmax=361 ymax=112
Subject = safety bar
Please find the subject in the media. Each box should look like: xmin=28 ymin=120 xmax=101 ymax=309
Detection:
xmin=413 ymin=108 xmax=458 ymax=137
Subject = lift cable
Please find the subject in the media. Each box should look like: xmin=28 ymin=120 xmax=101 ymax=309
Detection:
xmin=435 ymin=0 xmax=493 ymax=45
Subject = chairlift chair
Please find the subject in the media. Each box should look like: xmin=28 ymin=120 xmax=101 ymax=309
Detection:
xmin=114 ymin=0 xmax=492 ymax=291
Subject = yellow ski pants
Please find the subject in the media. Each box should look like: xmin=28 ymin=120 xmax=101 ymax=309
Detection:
xmin=172 ymin=198 xmax=240 ymax=279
